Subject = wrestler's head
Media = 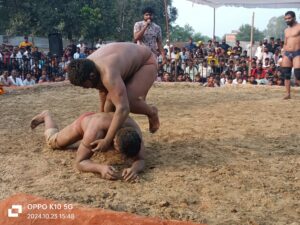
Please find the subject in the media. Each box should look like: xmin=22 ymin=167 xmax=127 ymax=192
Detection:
xmin=284 ymin=11 xmax=296 ymax=26
xmin=68 ymin=59 xmax=99 ymax=89
xmin=113 ymin=127 xmax=141 ymax=158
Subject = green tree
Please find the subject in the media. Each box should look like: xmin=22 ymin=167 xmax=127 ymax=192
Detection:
xmin=0 ymin=0 xmax=177 ymax=42
xmin=264 ymin=16 xmax=287 ymax=39
xmin=236 ymin=24 xmax=264 ymax=41
xmin=170 ymin=24 xmax=194 ymax=42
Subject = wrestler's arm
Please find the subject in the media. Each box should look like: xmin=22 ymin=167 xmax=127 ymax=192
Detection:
xmin=122 ymin=141 xmax=145 ymax=182
xmin=75 ymin=128 xmax=118 ymax=180
xmin=98 ymin=90 xmax=107 ymax=112
xmin=122 ymin=121 xmax=145 ymax=181
xmin=91 ymin=72 xmax=130 ymax=152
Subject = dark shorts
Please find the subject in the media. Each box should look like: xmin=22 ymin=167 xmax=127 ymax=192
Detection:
xmin=284 ymin=49 xmax=300 ymax=60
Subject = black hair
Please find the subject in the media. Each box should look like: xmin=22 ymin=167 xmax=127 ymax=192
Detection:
xmin=142 ymin=6 xmax=154 ymax=15
xmin=285 ymin=11 xmax=295 ymax=18
xmin=116 ymin=127 xmax=141 ymax=158
xmin=68 ymin=59 xmax=96 ymax=86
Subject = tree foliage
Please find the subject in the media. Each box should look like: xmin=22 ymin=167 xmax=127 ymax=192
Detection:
xmin=0 ymin=0 xmax=177 ymax=42
xmin=264 ymin=15 xmax=287 ymax=39
xmin=236 ymin=24 xmax=264 ymax=42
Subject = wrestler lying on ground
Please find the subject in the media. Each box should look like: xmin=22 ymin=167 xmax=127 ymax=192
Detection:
xmin=30 ymin=110 xmax=145 ymax=181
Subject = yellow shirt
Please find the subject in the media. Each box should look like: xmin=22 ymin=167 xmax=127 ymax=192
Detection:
xmin=19 ymin=41 xmax=33 ymax=48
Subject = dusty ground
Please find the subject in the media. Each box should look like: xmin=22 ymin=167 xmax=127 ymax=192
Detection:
xmin=0 ymin=83 xmax=299 ymax=225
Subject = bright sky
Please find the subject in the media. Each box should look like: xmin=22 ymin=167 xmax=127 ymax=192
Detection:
xmin=172 ymin=0 xmax=300 ymax=38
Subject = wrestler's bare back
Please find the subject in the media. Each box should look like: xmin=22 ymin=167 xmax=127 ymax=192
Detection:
xmin=88 ymin=42 xmax=153 ymax=81
xmin=284 ymin=23 xmax=300 ymax=51
xmin=80 ymin=113 xmax=141 ymax=142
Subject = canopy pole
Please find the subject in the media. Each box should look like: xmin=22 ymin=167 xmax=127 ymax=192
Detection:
xmin=164 ymin=0 xmax=173 ymax=80
xmin=249 ymin=12 xmax=255 ymax=75
xmin=213 ymin=7 xmax=216 ymax=40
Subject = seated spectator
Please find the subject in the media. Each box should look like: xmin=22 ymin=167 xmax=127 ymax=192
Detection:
xmin=249 ymin=76 xmax=258 ymax=85
xmin=38 ymin=70 xmax=48 ymax=83
xmin=162 ymin=72 xmax=171 ymax=82
xmin=194 ymin=74 xmax=201 ymax=83
xmin=0 ymin=70 xmax=13 ymax=86
xmin=183 ymin=73 xmax=192 ymax=82
xmin=256 ymin=62 xmax=267 ymax=83
xmin=177 ymin=74 xmax=184 ymax=82
xmin=263 ymin=57 xmax=270 ymax=69
xmin=225 ymin=77 xmax=233 ymax=86
xmin=19 ymin=36 xmax=33 ymax=49
xmin=204 ymin=76 xmax=218 ymax=87
xmin=233 ymin=71 xmax=246 ymax=85
xmin=23 ymin=73 xmax=36 ymax=86
xmin=9 ymin=69 xmax=23 ymax=86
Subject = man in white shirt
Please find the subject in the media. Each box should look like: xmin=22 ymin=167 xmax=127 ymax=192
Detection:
xmin=9 ymin=69 xmax=23 ymax=86
xmin=23 ymin=73 xmax=36 ymax=86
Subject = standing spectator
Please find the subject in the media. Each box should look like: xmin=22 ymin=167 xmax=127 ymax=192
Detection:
xmin=185 ymin=61 xmax=198 ymax=81
xmin=233 ymin=40 xmax=243 ymax=56
xmin=220 ymin=39 xmax=230 ymax=53
xmin=23 ymin=73 xmax=36 ymax=86
xmin=31 ymin=47 xmax=42 ymax=61
xmin=133 ymin=7 xmax=166 ymax=63
xmin=185 ymin=37 xmax=197 ymax=52
xmin=255 ymin=41 xmax=264 ymax=62
xmin=73 ymin=47 xmax=80 ymax=59
xmin=262 ymin=46 xmax=273 ymax=65
xmin=267 ymin=37 xmax=280 ymax=54
xmin=19 ymin=36 xmax=33 ymax=49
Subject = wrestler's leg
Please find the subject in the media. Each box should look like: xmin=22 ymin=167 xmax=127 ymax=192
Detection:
xmin=281 ymin=55 xmax=293 ymax=99
xmin=126 ymin=63 xmax=159 ymax=133
xmin=293 ymin=56 xmax=300 ymax=87
xmin=31 ymin=110 xmax=82 ymax=148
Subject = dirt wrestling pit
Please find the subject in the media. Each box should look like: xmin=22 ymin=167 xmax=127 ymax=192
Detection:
xmin=0 ymin=82 xmax=299 ymax=225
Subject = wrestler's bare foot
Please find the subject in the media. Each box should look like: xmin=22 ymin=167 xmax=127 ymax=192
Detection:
xmin=30 ymin=110 xmax=49 ymax=129
xmin=283 ymin=95 xmax=291 ymax=100
xmin=149 ymin=106 xmax=160 ymax=133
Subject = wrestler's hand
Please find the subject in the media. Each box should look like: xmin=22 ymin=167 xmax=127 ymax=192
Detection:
xmin=90 ymin=138 xmax=110 ymax=152
xmin=122 ymin=168 xmax=139 ymax=182
xmin=100 ymin=165 xmax=118 ymax=180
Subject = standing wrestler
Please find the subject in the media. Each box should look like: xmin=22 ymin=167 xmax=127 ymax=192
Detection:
xmin=133 ymin=7 xmax=166 ymax=63
xmin=68 ymin=42 xmax=159 ymax=152
xmin=282 ymin=11 xmax=300 ymax=99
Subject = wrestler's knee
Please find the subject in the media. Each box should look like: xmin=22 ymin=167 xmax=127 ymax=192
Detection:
xmin=281 ymin=67 xmax=292 ymax=80
xmin=294 ymin=68 xmax=300 ymax=80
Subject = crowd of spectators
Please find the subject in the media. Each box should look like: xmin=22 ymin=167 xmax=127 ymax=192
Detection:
xmin=0 ymin=35 xmax=298 ymax=90
xmin=0 ymin=36 xmax=98 ymax=88
xmin=156 ymin=37 xmax=297 ymax=87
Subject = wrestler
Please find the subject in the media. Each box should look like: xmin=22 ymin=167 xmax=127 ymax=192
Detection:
xmin=282 ymin=11 xmax=300 ymax=99
xmin=68 ymin=42 xmax=159 ymax=152
xmin=31 ymin=110 xmax=145 ymax=181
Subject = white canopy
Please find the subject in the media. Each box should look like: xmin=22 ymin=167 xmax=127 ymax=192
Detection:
xmin=187 ymin=0 xmax=300 ymax=8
